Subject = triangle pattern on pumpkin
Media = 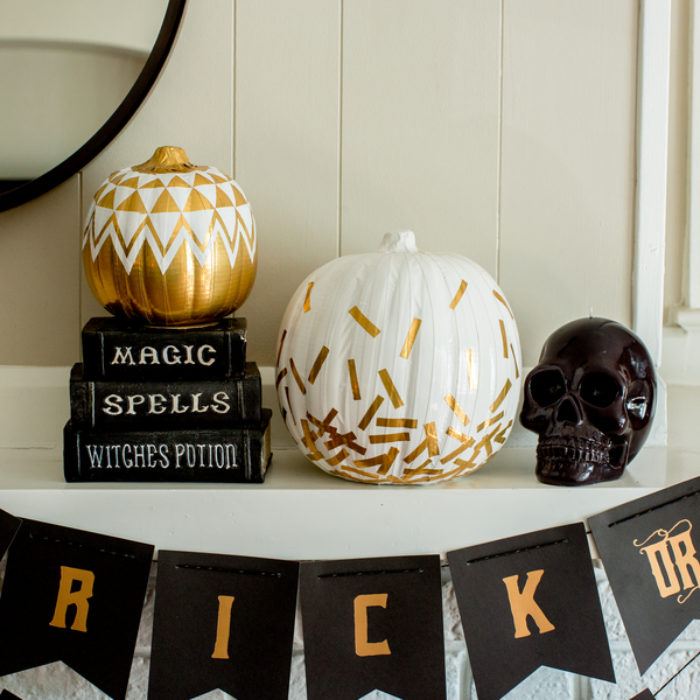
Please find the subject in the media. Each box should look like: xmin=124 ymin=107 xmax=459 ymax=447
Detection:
xmin=119 ymin=176 xmax=140 ymax=189
xmin=184 ymin=189 xmax=214 ymax=212
xmin=168 ymin=175 xmax=191 ymax=188
xmin=116 ymin=191 xmax=148 ymax=214
xmin=232 ymin=184 xmax=247 ymax=206
xmin=108 ymin=170 xmax=126 ymax=184
xmin=215 ymin=187 xmax=234 ymax=208
xmin=140 ymin=178 xmax=166 ymax=189
xmin=97 ymin=188 xmax=116 ymax=209
xmin=193 ymin=172 xmax=214 ymax=186
xmin=151 ymin=189 xmax=181 ymax=214
xmin=86 ymin=167 xmax=257 ymax=274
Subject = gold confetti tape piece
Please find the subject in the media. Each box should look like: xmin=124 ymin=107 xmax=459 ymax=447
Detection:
xmin=349 ymin=306 xmax=381 ymax=337
xmin=511 ymin=344 xmax=520 ymax=378
xmin=303 ymin=282 xmax=314 ymax=313
xmin=348 ymin=359 xmax=361 ymax=400
xmin=339 ymin=465 xmax=381 ymax=481
xmin=358 ymin=395 xmax=384 ymax=430
xmin=378 ymin=369 xmax=404 ymax=408
xmin=424 ymin=422 xmax=440 ymax=457
xmin=477 ymin=411 xmax=504 ymax=432
xmin=495 ymin=420 xmax=513 ymax=444
xmin=499 ymin=320 xmax=509 ymax=358
xmin=307 ymin=409 xmax=338 ymax=437
xmin=324 ymin=431 xmax=367 ymax=456
xmin=493 ymin=290 xmax=514 ymax=318
xmin=325 ymin=449 xmax=349 ymax=467
xmin=376 ymin=418 xmax=418 ymax=429
xmin=300 ymin=419 xmax=322 ymax=460
xmin=289 ymin=358 xmax=306 ymax=395
xmin=440 ymin=427 xmax=475 ymax=464
xmin=404 ymin=460 xmax=442 ymax=478
xmin=369 ymin=432 xmax=411 ymax=444
xmin=403 ymin=423 xmax=439 ymax=464
xmin=400 ymin=318 xmax=422 ymax=359
xmin=308 ymin=346 xmax=330 ymax=384
xmin=446 ymin=427 xmax=474 ymax=445
xmin=450 ymin=280 xmax=468 ymax=310
xmin=275 ymin=328 xmax=287 ymax=365
xmin=354 ymin=447 xmax=400 ymax=476
xmin=444 ymin=394 xmax=470 ymax=426
xmin=489 ymin=379 xmax=512 ymax=413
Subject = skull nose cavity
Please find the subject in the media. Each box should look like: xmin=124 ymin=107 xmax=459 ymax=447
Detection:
xmin=556 ymin=396 xmax=582 ymax=425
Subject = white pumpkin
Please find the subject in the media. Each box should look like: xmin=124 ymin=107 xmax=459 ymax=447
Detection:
xmin=276 ymin=231 xmax=522 ymax=484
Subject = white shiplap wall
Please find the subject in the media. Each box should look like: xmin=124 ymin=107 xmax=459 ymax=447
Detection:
xmin=0 ymin=0 xmax=641 ymax=369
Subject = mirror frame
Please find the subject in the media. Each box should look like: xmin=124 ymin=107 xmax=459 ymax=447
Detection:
xmin=0 ymin=0 xmax=186 ymax=212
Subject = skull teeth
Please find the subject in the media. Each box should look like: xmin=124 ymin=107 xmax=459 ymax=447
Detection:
xmin=537 ymin=437 xmax=610 ymax=466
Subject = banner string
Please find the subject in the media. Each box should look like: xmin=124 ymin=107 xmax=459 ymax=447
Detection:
xmin=607 ymin=490 xmax=700 ymax=529
xmin=174 ymin=563 xmax=282 ymax=577
xmin=318 ymin=567 xmax=424 ymax=579
xmin=654 ymin=649 xmax=700 ymax=696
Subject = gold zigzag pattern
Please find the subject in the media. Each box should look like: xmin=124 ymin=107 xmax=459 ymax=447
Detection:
xmin=84 ymin=208 xmax=254 ymax=271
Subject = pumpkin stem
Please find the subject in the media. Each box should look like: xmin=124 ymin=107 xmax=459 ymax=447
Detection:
xmin=132 ymin=146 xmax=201 ymax=173
xmin=380 ymin=231 xmax=418 ymax=253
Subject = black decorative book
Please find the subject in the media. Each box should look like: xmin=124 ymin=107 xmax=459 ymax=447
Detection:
xmin=64 ymin=316 xmax=272 ymax=483
xmin=81 ymin=316 xmax=247 ymax=381
xmin=64 ymin=409 xmax=272 ymax=483
xmin=69 ymin=362 xmax=262 ymax=429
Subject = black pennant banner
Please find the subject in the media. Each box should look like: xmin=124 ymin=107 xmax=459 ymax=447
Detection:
xmin=447 ymin=522 xmax=614 ymax=700
xmin=0 ymin=519 xmax=153 ymax=700
xmin=0 ymin=691 xmax=23 ymax=700
xmin=0 ymin=509 xmax=20 ymax=560
xmin=300 ymin=555 xmax=445 ymax=700
xmin=148 ymin=550 xmax=298 ymax=700
xmin=629 ymin=691 xmax=655 ymax=700
xmin=589 ymin=475 xmax=700 ymax=675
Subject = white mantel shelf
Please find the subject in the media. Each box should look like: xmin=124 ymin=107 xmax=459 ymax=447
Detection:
xmin=0 ymin=367 xmax=698 ymax=560
xmin=0 ymin=444 xmax=697 ymax=561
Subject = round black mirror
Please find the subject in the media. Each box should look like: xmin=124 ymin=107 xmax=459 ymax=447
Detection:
xmin=0 ymin=0 xmax=186 ymax=212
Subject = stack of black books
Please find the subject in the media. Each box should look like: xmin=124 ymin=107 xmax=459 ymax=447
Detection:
xmin=63 ymin=317 xmax=272 ymax=483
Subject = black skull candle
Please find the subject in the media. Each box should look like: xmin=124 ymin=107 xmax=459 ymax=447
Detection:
xmin=520 ymin=318 xmax=656 ymax=485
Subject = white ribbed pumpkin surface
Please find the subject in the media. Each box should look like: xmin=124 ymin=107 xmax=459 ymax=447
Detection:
xmin=276 ymin=232 xmax=522 ymax=484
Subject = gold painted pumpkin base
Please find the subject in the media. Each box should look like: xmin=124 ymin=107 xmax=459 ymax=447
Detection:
xmin=83 ymin=238 xmax=256 ymax=327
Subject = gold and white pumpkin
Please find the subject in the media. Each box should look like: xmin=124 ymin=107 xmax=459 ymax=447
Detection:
xmin=276 ymin=231 xmax=522 ymax=485
xmin=82 ymin=146 xmax=256 ymax=326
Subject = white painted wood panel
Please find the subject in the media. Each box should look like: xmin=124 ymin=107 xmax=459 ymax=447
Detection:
xmin=0 ymin=177 xmax=81 ymax=365
xmin=500 ymin=0 xmax=638 ymax=367
xmin=633 ymin=0 xmax=671 ymax=364
xmin=0 ymin=1 xmax=667 ymax=381
xmin=340 ymin=0 xmax=500 ymax=272
xmin=79 ymin=0 xmax=236 ymax=328
xmin=662 ymin=0 xmax=690 ymax=314
xmin=235 ymin=0 xmax=340 ymax=364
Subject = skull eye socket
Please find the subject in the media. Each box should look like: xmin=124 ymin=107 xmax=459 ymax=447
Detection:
xmin=579 ymin=372 xmax=621 ymax=407
xmin=529 ymin=369 xmax=566 ymax=406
